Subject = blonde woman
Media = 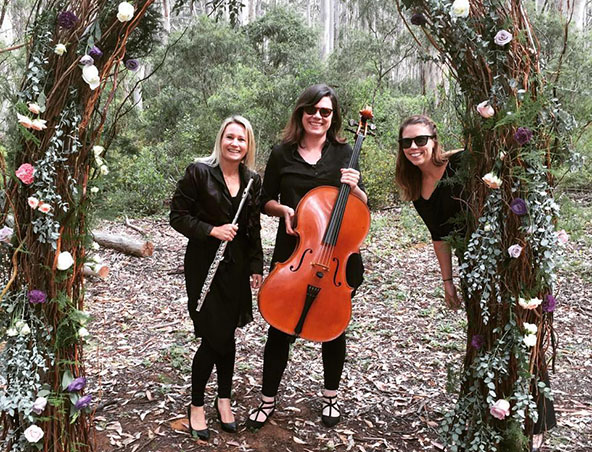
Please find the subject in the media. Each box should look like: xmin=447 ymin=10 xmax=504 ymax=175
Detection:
xmin=170 ymin=116 xmax=263 ymax=440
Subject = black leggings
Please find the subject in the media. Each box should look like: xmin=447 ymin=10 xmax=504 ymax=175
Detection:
xmin=261 ymin=326 xmax=346 ymax=397
xmin=191 ymin=337 xmax=236 ymax=406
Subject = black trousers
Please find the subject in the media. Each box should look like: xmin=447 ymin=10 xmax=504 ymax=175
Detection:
xmin=191 ymin=336 xmax=235 ymax=406
xmin=261 ymin=326 xmax=346 ymax=397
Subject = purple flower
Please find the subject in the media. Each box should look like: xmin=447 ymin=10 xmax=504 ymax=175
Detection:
xmin=0 ymin=226 xmax=13 ymax=243
xmin=494 ymin=29 xmax=513 ymax=46
xmin=57 ymin=11 xmax=78 ymax=29
xmin=89 ymin=46 xmax=103 ymax=59
xmin=125 ymin=59 xmax=140 ymax=71
xmin=66 ymin=377 xmax=87 ymax=392
xmin=510 ymin=198 xmax=527 ymax=216
xmin=471 ymin=334 xmax=484 ymax=349
xmin=514 ymin=127 xmax=533 ymax=146
xmin=80 ymin=55 xmax=94 ymax=66
xmin=28 ymin=290 xmax=47 ymax=304
xmin=410 ymin=13 xmax=427 ymax=26
xmin=74 ymin=395 xmax=92 ymax=410
xmin=543 ymin=294 xmax=556 ymax=313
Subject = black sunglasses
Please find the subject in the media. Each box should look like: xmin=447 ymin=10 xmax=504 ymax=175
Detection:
xmin=399 ymin=135 xmax=434 ymax=148
xmin=302 ymin=105 xmax=333 ymax=118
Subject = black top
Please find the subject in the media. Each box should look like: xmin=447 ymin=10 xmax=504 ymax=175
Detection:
xmin=261 ymin=140 xmax=365 ymax=288
xmin=412 ymin=152 xmax=464 ymax=241
xmin=170 ymin=162 xmax=263 ymax=352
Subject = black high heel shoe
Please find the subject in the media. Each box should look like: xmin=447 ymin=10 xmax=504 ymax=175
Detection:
xmin=186 ymin=405 xmax=210 ymax=441
xmin=321 ymin=395 xmax=341 ymax=427
xmin=246 ymin=398 xmax=276 ymax=431
xmin=215 ymin=397 xmax=238 ymax=433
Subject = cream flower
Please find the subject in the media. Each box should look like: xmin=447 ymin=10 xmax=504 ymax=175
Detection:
xmin=450 ymin=0 xmax=470 ymax=17
xmin=20 ymin=323 xmax=31 ymax=336
xmin=90 ymin=187 xmax=100 ymax=194
xmin=6 ymin=327 xmax=18 ymax=337
xmin=523 ymin=322 xmax=537 ymax=335
xmin=93 ymin=145 xmax=105 ymax=157
xmin=117 ymin=2 xmax=135 ymax=22
xmin=99 ymin=165 xmax=109 ymax=176
xmin=79 ymin=327 xmax=90 ymax=338
xmin=57 ymin=251 xmax=74 ymax=271
xmin=28 ymin=197 xmax=40 ymax=209
xmin=82 ymin=65 xmax=101 ymax=90
xmin=28 ymin=103 xmax=41 ymax=114
xmin=518 ymin=297 xmax=542 ymax=310
xmin=523 ymin=334 xmax=537 ymax=347
xmin=477 ymin=100 xmax=495 ymax=118
xmin=54 ymin=43 xmax=67 ymax=56
xmin=482 ymin=172 xmax=503 ymax=189
xmin=30 ymin=119 xmax=47 ymax=131
xmin=24 ymin=424 xmax=44 ymax=443
xmin=17 ymin=113 xmax=34 ymax=129
xmin=507 ymin=244 xmax=523 ymax=258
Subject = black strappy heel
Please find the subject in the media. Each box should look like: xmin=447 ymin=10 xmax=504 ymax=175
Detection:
xmin=321 ymin=395 xmax=341 ymax=427
xmin=246 ymin=399 xmax=276 ymax=430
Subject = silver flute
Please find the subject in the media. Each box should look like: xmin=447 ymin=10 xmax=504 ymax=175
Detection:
xmin=196 ymin=177 xmax=254 ymax=312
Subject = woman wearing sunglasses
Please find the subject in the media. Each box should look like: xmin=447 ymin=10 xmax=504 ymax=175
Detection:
xmin=247 ymin=83 xmax=367 ymax=430
xmin=395 ymin=114 xmax=464 ymax=309
xmin=394 ymin=115 xmax=555 ymax=450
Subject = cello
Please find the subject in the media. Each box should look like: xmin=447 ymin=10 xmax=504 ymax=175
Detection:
xmin=257 ymin=107 xmax=374 ymax=342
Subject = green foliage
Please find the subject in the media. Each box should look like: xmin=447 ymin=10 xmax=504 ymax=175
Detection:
xmin=359 ymin=140 xmax=396 ymax=208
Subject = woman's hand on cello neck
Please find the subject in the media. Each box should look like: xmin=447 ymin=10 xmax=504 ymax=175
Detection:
xmin=340 ymin=168 xmax=367 ymax=204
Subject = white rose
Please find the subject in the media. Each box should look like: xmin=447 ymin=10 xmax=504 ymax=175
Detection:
xmin=90 ymin=187 xmax=100 ymax=194
xmin=20 ymin=323 xmax=31 ymax=336
xmin=54 ymin=44 xmax=67 ymax=56
xmin=99 ymin=165 xmax=109 ymax=176
xmin=31 ymin=396 xmax=48 ymax=415
xmin=82 ymin=65 xmax=100 ymax=90
xmin=57 ymin=251 xmax=74 ymax=271
xmin=450 ymin=0 xmax=470 ymax=18
xmin=78 ymin=327 xmax=90 ymax=338
xmin=93 ymin=145 xmax=105 ymax=157
xmin=15 ymin=320 xmax=25 ymax=330
xmin=24 ymin=424 xmax=44 ymax=443
xmin=523 ymin=322 xmax=538 ymax=335
xmin=117 ymin=2 xmax=135 ymax=22
xmin=523 ymin=334 xmax=537 ymax=347
xmin=91 ymin=241 xmax=100 ymax=250
xmin=518 ymin=297 xmax=542 ymax=310
xmin=6 ymin=327 xmax=18 ymax=337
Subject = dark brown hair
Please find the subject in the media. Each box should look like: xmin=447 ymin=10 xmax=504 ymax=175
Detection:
xmin=394 ymin=115 xmax=447 ymax=201
xmin=281 ymin=84 xmax=345 ymax=146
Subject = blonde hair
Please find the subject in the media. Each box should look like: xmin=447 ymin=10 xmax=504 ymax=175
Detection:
xmin=197 ymin=115 xmax=256 ymax=169
xmin=394 ymin=115 xmax=447 ymax=201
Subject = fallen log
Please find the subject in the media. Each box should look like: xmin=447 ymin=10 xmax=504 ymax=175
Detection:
xmin=92 ymin=230 xmax=154 ymax=257
xmin=83 ymin=263 xmax=110 ymax=279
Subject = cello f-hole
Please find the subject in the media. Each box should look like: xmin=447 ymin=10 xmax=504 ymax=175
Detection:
xmin=289 ymin=248 xmax=313 ymax=272
xmin=332 ymin=257 xmax=342 ymax=287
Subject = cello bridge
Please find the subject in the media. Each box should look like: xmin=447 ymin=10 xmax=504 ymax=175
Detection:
xmin=311 ymin=262 xmax=329 ymax=272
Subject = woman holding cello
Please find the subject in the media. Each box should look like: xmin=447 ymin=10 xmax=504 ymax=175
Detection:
xmin=247 ymin=84 xmax=367 ymax=430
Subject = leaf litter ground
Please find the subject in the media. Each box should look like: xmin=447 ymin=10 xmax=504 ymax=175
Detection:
xmin=86 ymin=203 xmax=592 ymax=452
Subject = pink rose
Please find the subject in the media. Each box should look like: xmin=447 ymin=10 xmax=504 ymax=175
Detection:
xmin=482 ymin=172 xmax=503 ymax=189
xmin=477 ymin=100 xmax=495 ymax=118
xmin=30 ymin=119 xmax=47 ymax=131
xmin=556 ymin=229 xmax=569 ymax=245
xmin=490 ymin=399 xmax=510 ymax=420
xmin=15 ymin=163 xmax=35 ymax=185
xmin=494 ymin=30 xmax=513 ymax=46
xmin=507 ymin=244 xmax=522 ymax=258
xmin=38 ymin=203 xmax=52 ymax=214
xmin=28 ymin=196 xmax=40 ymax=209
xmin=17 ymin=113 xmax=34 ymax=129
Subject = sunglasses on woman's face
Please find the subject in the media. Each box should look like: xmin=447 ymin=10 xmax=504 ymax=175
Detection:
xmin=302 ymin=105 xmax=333 ymax=118
xmin=399 ymin=135 xmax=433 ymax=149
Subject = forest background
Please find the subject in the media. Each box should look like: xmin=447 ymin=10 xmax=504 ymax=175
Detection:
xmin=2 ymin=0 xmax=591 ymax=216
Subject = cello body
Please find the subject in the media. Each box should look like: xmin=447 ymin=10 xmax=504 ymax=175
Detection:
xmin=257 ymin=185 xmax=370 ymax=342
